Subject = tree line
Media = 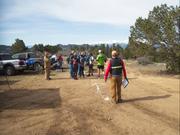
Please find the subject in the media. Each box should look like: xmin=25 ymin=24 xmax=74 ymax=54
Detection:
xmin=11 ymin=39 xmax=62 ymax=54
xmin=11 ymin=39 xmax=125 ymax=58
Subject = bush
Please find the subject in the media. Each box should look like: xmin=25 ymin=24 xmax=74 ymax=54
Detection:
xmin=137 ymin=57 xmax=153 ymax=65
xmin=166 ymin=55 xmax=180 ymax=74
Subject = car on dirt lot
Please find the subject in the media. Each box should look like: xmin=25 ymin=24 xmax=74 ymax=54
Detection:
xmin=0 ymin=53 xmax=26 ymax=76
xmin=12 ymin=52 xmax=44 ymax=72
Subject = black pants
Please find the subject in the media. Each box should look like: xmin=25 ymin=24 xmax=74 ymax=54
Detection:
xmin=79 ymin=66 xmax=84 ymax=77
xmin=88 ymin=64 xmax=93 ymax=76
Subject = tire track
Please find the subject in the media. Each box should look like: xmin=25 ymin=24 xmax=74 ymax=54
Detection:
xmin=129 ymin=100 xmax=179 ymax=131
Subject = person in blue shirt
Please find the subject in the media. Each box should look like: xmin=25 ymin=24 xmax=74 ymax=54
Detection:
xmin=79 ymin=52 xmax=86 ymax=78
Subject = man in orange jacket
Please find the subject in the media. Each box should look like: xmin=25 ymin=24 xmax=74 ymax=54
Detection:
xmin=44 ymin=50 xmax=51 ymax=80
xmin=104 ymin=50 xmax=128 ymax=103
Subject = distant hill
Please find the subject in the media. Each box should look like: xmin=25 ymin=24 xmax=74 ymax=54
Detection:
xmin=0 ymin=45 xmax=12 ymax=53
xmin=0 ymin=43 xmax=128 ymax=55
xmin=108 ymin=43 xmax=128 ymax=49
xmin=119 ymin=43 xmax=128 ymax=49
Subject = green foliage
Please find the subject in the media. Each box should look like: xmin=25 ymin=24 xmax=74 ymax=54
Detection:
xmin=99 ymin=44 xmax=106 ymax=54
xmin=44 ymin=45 xmax=62 ymax=54
xmin=105 ymin=44 xmax=110 ymax=57
xmin=123 ymin=46 xmax=133 ymax=59
xmin=32 ymin=44 xmax=44 ymax=52
xmin=89 ymin=45 xmax=99 ymax=56
xmin=11 ymin=38 xmax=27 ymax=54
xmin=69 ymin=44 xmax=91 ymax=52
xmin=32 ymin=44 xmax=62 ymax=54
xmin=137 ymin=57 xmax=153 ymax=65
xmin=128 ymin=4 xmax=180 ymax=73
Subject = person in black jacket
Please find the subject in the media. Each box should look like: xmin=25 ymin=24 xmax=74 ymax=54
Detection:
xmin=67 ymin=51 xmax=74 ymax=78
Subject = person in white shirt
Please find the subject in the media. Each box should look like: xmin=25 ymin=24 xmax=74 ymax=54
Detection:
xmin=87 ymin=53 xmax=94 ymax=76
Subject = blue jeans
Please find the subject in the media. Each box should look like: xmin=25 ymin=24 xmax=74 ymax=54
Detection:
xmin=69 ymin=64 xmax=74 ymax=78
xmin=78 ymin=63 xmax=81 ymax=76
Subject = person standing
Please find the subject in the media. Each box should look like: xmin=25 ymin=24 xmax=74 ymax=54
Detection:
xmin=72 ymin=53 xmax=78 ymax=80
xmin=79 ymin=52 xmax=85 ymax=78
xmin=67 ymin=51 xmax=74 ymax=78
xmin=104 ymin=50 xmax=128 ymax=104
xmin=44 ymin=50 xmax=51 ymax=80
xmin=96 ymin=50 xmax=107 ymax=78
xmin=87 ymin=53 xmax=94 ymax=76
xmin=77 ymin=52 xmax=81 ymax=77
xmin=57 ymin=54 xmax=63 ymax=72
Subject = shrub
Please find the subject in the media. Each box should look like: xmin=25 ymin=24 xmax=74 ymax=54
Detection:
xmin=137 ymin=57 xmax=153 ymax=65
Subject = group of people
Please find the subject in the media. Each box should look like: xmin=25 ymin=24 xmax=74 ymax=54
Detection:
xmin=44 ymin=49 xmax=128 ymax=104
xmin=67 ymin=51 xmax=94 ymax=79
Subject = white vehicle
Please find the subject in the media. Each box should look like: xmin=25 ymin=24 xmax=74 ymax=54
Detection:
xmin=0 ymin=53 xmax=26 ymax=76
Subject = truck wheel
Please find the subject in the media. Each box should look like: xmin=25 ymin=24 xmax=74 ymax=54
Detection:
xmin=5 ymin=66 xmax=15 ymax=76
xmin=34 ymin=63 xmax=42 ymax=72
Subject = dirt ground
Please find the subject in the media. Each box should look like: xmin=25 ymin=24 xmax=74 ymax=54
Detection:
xmin=0 ymin=60 xmax=179 ymax=135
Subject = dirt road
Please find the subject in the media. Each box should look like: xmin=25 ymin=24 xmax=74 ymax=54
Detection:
xmin=0 ymin=61 xmax=179 ymax=135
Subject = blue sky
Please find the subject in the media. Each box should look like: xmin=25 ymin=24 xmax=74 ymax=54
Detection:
xmin=0 ymin=0 xmax=178 ymax=46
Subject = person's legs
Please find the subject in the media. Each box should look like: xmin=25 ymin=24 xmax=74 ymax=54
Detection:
xmin=97 ymin=66 xmax=100 ymax=77
xmin=69 ymin=64 xmax=73 ymax=78
xmin=90 ymin=65 xmax=93 ymax=76
xmin=117 ymin=76 xmax=122 ymax=102
xmin=59 ymin=61 xmax=63 ymax=72
xmin=87 ymin=66 xmax=90 ymax=76
xmin=110 ymin=77 xmax=116 ymax=103
xmin=78 ymin=63 xmax=81 ymax=76
xmin=48 ymin=68 xmax=51 ymax=79
xmin=74 ymin=71 xmax=77 ymax=79
xmin=45 ymin=69 xmax=48 ymax=80
xmin=45 ymin=68 xmax=50 ymax=80
xmin=102 ymin=65 xmax=104 ymax=74
xmin=73 ymin=67 xmax=76 ymax=79
xmin=79 ymin=66 xmax=82 ymax=77
xmin=73 ymin=65 xmax=78 ymax=80
xmin=82 ymin=66 xmax=84 ymax=77
xmin=88 ymin=64 xmax=92 ymax=76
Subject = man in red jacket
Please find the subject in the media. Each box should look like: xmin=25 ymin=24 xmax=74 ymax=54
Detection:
xmin=104 ymin=50 xmax=128 ymax=103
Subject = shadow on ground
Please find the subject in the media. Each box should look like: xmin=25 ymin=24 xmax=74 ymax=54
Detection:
xmin=0 ymin=88 xmax=61 ymax=111
xmin=123 ymin=94 xmax=171 ymax=103
xmin=0 ymin=80 xmax=19 ymax=85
